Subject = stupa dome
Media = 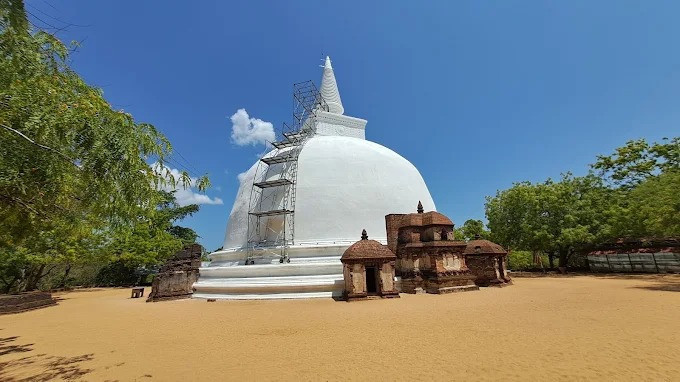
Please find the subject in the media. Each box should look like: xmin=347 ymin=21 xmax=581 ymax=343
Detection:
xmin=222 ymin=134 xmax=435 ymax=252
xmin=194 ymin=56 xmax=435 ymax=299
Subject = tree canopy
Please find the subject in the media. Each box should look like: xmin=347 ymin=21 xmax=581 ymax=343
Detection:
xmin=485 ymin=137 xmax=680 ymax=268
xmin=455 ymin=219 xmax=489 ymax=241
xmin=0 ymin=1 xmax=209 ymax=292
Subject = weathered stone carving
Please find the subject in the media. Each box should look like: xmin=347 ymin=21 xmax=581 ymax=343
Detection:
xmin=385 ymin=203 xmax=479 ymax=294
xmin=147 ymin=244 xmax=202 ymax=302
xmin=341 ymin=230 xmax=400 ymax=301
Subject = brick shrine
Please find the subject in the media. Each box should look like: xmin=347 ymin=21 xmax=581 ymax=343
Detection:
xmin=464 ymin=235 xmax=512 ymax=287
xmin=340 ymin=229 xmax=399 ymax=301
xmin=385 ymin=202 xmax=479 ymax=294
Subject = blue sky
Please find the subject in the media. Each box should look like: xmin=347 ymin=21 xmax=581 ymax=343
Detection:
xmin=28 ymin=1 xmax=680 ymax=251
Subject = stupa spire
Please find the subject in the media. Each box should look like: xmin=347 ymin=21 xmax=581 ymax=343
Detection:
xmin=320 ymin=56 xmax=344 ymax=115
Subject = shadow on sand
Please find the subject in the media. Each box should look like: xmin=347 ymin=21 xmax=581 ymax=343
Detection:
xmin=512 ymin=271 xmax=679 ymax=280
xmin=0 ymin=336 xmax=33 ymax=357
xmin=0 ymin=335 xmax=94 ymax=381
xmin=631 ymin=281 xmax=680 ymax=292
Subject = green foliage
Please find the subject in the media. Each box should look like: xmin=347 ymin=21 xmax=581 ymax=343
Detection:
xmin=609 ymin=170 xmax=680 ymax=238
xmin=507 ymin=250 xmax=533 ymax=270
xmin=487 ymin=174 xmax=617 ymax=267
xmin=0 ymin=1 xmax=209 ymax=292
xmin=486 ymin=137 xmax=679 ymax=269
xmin=455 ymin=219 xmax=489 ymax=241
xmin=592 ymin=137 xmax=679 ymax=188
xmin=155 ymin=191 xmax=200 ymax=245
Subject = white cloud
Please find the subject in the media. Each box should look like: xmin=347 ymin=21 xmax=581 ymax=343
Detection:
xmin=151 ymin=162 xmax=224 ymax=206
xmin=230 ymin=108 xmax=275 ymax=146
xmin=172 ymin=189 xmax=223 ymax=206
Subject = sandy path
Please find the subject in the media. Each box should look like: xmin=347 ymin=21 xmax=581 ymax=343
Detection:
xmin=0 ymin=275 xmax=679 ymax=381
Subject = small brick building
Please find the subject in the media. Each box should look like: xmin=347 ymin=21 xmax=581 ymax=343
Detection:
xmin=341 ymin=230 xmax=399 ymax=301
xmin=385 ymin=202 xmax=479 ymax=294
xmin=464 ymin=235 xmax=512 ymax=287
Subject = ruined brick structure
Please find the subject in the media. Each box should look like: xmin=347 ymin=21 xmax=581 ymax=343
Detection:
xmin=341 ymin=230 xmax=399 ymax=301
xmin=385 ymin=202 xmax=479 ymax=294
xmin=147 ymin=244 xmax=203 ymax=302
xmin=464 ymin=235 xmax=512 ymax=287
xmin=0 ymin=291 xmax=56 ymax=315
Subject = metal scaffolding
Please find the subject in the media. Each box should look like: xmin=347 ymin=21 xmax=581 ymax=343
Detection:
xmin=244 ymin=80 xmax=329 ymax=264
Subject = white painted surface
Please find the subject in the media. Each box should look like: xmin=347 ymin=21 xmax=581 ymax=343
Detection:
xmin=320 ymin=56 xmax=344 ymax=115
xmin=194 ymin=56 xmax=434 ymax=300
xmin=221 ymin=135 xmax=435 ymax=252
xmin=314 ymin=111 xmax=366 ymax=139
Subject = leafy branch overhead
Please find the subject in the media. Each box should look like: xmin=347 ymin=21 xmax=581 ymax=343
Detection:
xmin=592 ymin=137 xmax=679 ymax=187
xmin=0 ymin=0 xmax=210 ymax=292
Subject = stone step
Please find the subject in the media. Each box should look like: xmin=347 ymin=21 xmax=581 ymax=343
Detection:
xmin=288 ymin=255 xmax=341 ymax=263
xmin=199 ymin=259 xmax=342 ymax=278
xmin=193 ymin=291 xmax=339 ymax=300
xmin=192 ymin=274 xmax=343 ymax=296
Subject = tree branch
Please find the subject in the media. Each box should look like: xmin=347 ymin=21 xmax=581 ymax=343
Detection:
xmin=0 ymin=193 xmax=44 ymax=216
xmin=0 ymin=123 xmax=81 ymax=169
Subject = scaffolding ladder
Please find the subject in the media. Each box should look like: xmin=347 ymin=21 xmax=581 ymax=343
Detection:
xmin=244 ymin=80 xmax=328 ymax=264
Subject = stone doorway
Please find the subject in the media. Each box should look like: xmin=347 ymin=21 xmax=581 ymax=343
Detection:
xmin=365 ymin=266 xmax=378 ymax=295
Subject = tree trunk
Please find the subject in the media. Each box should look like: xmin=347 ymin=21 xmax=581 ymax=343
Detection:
xmin=25 ymin=264 xmax=46 ymax=291
xmin=548 ymin=254 xmax=555 ymax=269
xmin=25 ymin=264 xmax=56 ymax=292
xmin=2 ymin=276 xmax=19 ymax=294
xmin=558 ymin=249 xmax=570 ymax=268
xmin=59 ymin=263 xmax=72 ymax=288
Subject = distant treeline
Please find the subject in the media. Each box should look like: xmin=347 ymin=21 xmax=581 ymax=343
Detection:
xmin=456 ymin=137 xmax=679 ymax=269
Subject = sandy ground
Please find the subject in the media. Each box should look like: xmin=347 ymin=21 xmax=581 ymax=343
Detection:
xmin=0 ymin=275 xmax=679 ymax=381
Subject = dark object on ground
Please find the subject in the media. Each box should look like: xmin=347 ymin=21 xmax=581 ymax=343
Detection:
xmin=147 ymin=244 xmax=203 ymax=302
xmin=207 ymin=299 xmax=216 ymax=302
xmin=0 ymin=291 xmax=56 ymax=315
xmin=131 ymin=287 xmax=144 ymax=298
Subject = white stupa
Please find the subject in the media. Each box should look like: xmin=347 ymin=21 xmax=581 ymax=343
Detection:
xmin=193 ymin=57 xmax=436 ymax=299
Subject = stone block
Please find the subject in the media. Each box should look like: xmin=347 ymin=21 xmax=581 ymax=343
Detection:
xmin=147 ymin=244 xmax=203 ymax=302
xmin=0 ymin=291 xmax=56 ymax=315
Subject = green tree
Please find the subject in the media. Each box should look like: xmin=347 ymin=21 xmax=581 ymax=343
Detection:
xmin=592 ymin=137 xmax=679 ymax=188
xmin=455 ymin=219 xmax=489 ymax=241
xmin=0 ymin=1 xmax=209 ymax=291
xmin=96 ymin=191 xmax=200 ymax=287
xmin=608 ymin=170 xmax=680 ymax=238
xmin=486 ymin=174 xmax=614 ymax=268
xmin=157 ymin=191 xmax=200 ymax=244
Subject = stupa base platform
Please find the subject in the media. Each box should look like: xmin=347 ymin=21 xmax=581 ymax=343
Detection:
xmin=195 ymin=243 xmax=353 ymax=300
xmin=193 ymin=291 xmax=340 ymax=300
xmin=193 ymin=245 xmax=350 ymax=300
xmin=194 ymin=242 xmax=407 ymax=300
xmin=193 ymin=272 xmax=345 ymax=300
